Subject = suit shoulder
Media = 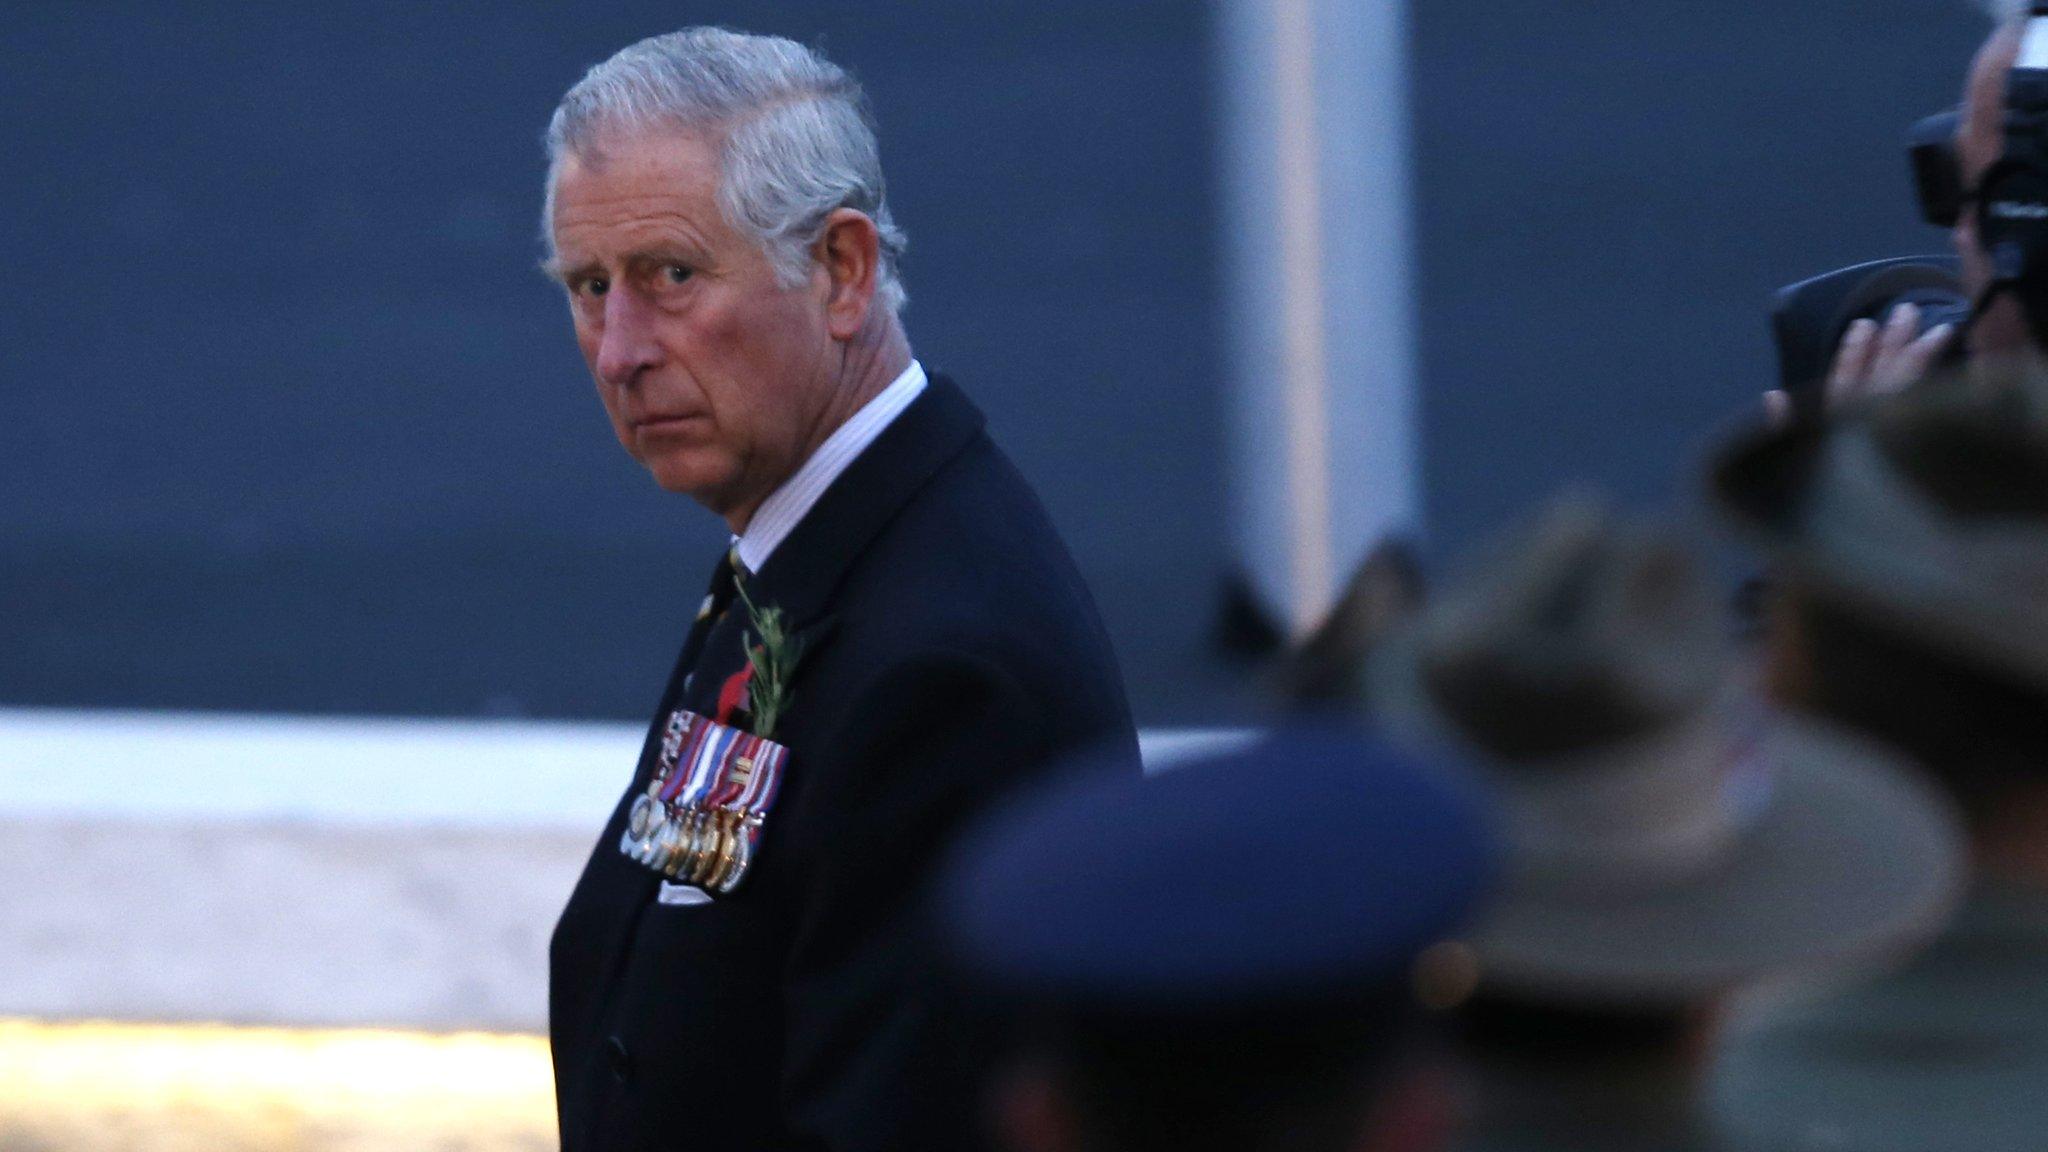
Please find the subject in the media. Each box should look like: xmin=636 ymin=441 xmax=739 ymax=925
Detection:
xmin=830 ymin=433 xmax=1124 ymax=692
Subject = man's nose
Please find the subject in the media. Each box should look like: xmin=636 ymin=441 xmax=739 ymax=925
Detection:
xmin=595 ymin=287 xmax=663 ymax=387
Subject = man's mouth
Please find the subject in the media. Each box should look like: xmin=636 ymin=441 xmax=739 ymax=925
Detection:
xmin=634 ymin=414 xmax=708 ymax=436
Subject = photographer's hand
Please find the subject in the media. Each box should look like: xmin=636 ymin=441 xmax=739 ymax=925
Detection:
xmin=1763 ymin=302 xmax=1956 ymax=428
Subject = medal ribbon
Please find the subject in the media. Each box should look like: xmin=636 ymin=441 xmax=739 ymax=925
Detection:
xmin=658 ymin=717 xmax=720 ymax=805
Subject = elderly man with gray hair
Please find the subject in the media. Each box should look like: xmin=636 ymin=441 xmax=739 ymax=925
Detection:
xmin=541 ymin=28 xmax=1136 ymax=1152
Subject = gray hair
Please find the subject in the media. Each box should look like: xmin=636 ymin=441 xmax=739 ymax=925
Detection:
xmin=545 ymin=28 xmax=908 ymax=316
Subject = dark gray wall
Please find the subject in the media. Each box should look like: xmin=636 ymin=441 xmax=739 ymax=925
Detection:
xmin=0 ymin=1 xmax=1986 ymax=722
xmin=1413 ymin=2 xmax=1982 ymax=550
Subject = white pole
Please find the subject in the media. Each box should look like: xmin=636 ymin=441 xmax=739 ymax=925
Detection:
xmin=1218 ymin=0 xmax=1420 ymax=638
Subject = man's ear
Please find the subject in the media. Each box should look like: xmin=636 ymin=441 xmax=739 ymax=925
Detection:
xmin=814 ymin=208 xmax=881 ymax=340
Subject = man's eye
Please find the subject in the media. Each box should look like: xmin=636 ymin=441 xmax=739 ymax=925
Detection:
xmin=579 ymin=277 xmax=610 ymax=298
xmin=661 ymin=264 xmax=692 ymax=285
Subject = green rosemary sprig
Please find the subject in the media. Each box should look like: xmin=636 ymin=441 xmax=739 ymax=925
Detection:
xmin=733 ymin=571 xmax=803 ymax=740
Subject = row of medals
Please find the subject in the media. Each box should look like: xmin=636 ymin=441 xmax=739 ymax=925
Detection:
xmin=623 ymin=791 xmax=760 ymax=894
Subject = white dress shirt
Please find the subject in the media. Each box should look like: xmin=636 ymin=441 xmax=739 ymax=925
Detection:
xmin=733 ymin=360 xmax=928 ymax=574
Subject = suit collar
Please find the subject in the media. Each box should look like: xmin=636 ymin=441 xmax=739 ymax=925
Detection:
xmin=744 ymin=372 xmax=984 ymax=629
xmin=734 ymin=360 xmax=928 ymax=574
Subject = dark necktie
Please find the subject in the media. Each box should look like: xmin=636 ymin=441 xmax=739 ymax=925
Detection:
xmin=696 ymin=545 xmax=745 ymax=631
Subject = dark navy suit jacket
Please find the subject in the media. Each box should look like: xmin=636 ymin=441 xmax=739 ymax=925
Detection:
xmin=549 ymin=374 xmax=1138 ymax=1152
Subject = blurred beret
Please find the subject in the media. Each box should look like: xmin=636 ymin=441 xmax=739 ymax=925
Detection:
xmin=937 ymin=728 xmax=1500 ymax=1014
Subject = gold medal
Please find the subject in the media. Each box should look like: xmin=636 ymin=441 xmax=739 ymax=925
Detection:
xmin=655 ymin=815 xmax=688 ymax=875
xmin=716 ymin=815 xmax=762 ymax=894
xmin=676 ymin=808 xmax=708 ymax=882
xmin=704 ymin=811 xmax=740 ymax=890
xmin=654 ymin=811 xmax=684 ymax=879
xmin=691 ymin=811 xmax=723 ymax=888
xmin=688 ymin=809 xmax=723 ymax=886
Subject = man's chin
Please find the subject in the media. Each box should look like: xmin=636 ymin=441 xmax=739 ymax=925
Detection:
xmin=643 ymin=458 xmax=739 ymax=508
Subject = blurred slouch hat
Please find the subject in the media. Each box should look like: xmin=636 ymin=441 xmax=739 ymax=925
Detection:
xmin=1369 ymin=496 xmax=1965 ymax=1007
xmin=1709 ymin=365 xmax=2048 ymax=691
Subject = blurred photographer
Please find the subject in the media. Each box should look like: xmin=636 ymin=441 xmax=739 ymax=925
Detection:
xmin=1769 ymin=0 xmax=2048 ymax=424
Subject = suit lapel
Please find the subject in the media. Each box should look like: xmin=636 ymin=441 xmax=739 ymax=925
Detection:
xmin=744 ymin=373 xmax=986 ymax=630
xmin=678 ymin=606 xmax=752 ymax=718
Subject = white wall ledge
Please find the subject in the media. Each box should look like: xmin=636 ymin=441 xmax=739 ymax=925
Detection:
xmin=0 ymin=708 xmax=1257 ymax=1031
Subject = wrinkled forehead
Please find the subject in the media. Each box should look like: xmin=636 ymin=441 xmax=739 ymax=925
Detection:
xmin=552 ymin=121 xmax=726 ymax=191
xmin=545 ymin=124 xmax=731 ymax=247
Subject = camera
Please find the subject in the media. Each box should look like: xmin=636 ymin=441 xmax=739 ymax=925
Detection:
xmin=1768 ymin=113 xmax=1973 ymax=417
xmin=1769 ymin=255 xmax=1969 ymax=408
xmin=1908 ymin=110 xmax=1966 ymax=228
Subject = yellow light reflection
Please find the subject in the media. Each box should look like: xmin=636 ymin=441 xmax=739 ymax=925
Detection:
xmin=0 ymin=1018 xmax=555 ymax=1152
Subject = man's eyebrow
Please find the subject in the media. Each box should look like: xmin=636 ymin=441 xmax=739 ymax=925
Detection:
xmin=621 ymin=243 xmax=707 ymax=268
xmin=539 ymin=254 xmax=596 ymax=284
xmin=539 ymin=245 xmax=704 ymax=283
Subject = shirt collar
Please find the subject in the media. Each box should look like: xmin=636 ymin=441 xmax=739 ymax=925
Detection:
xmin=733 ymin=359 xmax=928 ymax=574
